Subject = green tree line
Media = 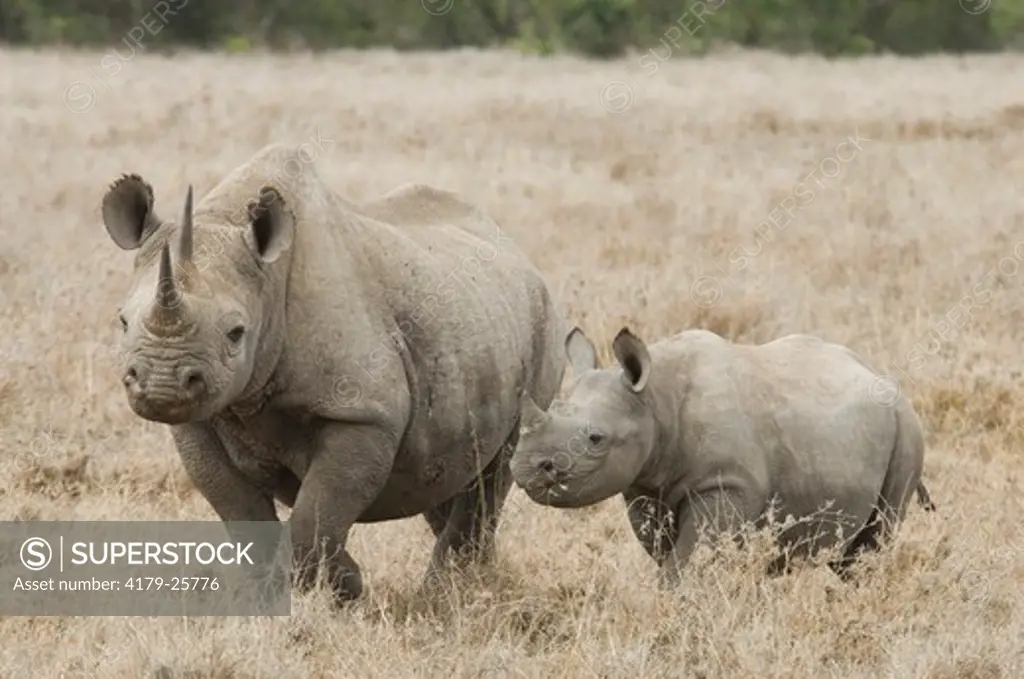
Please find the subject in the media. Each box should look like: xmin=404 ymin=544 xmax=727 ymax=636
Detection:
xmin=1 ymin=0 xmax=1022 ymax=57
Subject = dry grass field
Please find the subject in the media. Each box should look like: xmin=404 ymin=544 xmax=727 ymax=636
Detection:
xmin=2 ymin=43 xmax=1024 ymax=678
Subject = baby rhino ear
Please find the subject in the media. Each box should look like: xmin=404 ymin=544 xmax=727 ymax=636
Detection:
xmin=566 ymin=326 xmax=599 ymax=378
xmin=612 ymin=327 xmax=651 ymax=393
xmin=101 ymin=174 xmax=160 ymax=250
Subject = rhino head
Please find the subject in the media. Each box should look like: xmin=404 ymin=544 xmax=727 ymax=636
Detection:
xmin=510 ymin=326 xmax=658 ymax=508
xmin=100 ymin=174 xmax=294 ymax=425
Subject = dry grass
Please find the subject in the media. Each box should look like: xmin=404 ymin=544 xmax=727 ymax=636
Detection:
xmin=2 ymin=45 xmax=1024 ymax=677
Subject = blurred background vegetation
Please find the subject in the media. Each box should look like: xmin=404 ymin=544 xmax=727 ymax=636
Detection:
xmin=1 ymin=0 xmax=1022 ymax=57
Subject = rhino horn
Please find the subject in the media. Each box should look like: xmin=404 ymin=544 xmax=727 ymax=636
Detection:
xmin=179 ymin=184 xmax=194 ymax=264
xmin=146 ymin=241 xmax=187 ymax=332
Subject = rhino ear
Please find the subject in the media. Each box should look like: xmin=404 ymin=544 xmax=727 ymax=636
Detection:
xmin=612 ymin=327 xmax=651 ymax=393
xmin=101 ymin=174 xmax=160 ymax=250
xmin=246 ymin=185 xmax=294 ymax=264
xmin=566 ymin=326 xmax=598 ymax=377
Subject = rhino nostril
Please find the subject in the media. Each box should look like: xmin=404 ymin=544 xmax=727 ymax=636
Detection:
xmin=538 ymin=460 xmax=555 ymax=475
xmin=180 ymin=368 xmax=206 ymax=395
xmin=124 ymin=366 xmax=138 ymax=385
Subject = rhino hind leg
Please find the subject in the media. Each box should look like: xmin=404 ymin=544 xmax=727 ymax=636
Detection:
xmin=422 ymin=497 xmax=455 ymax=537
xmin=829 ymin=402 xmax=926 ymax=579
xmin=827 ymin=507 xmax=885 ymax=580
xmin=827 ymin=487 xmax=914 ymax=580
xmin=422 ymin=425 xmax=518 ymax=583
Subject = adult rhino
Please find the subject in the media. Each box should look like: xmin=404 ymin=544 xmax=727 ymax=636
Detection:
xmin=99 ymin=143 xmax=567 ymax=602
xmin=510 ymin=326 xmax=934 ymax=586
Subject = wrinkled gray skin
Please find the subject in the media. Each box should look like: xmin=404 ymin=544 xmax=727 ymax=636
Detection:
xmin=511 ymin=326 xmax=934 ymax=586
xmin=100 ymin=144 xmax=567 ymax=602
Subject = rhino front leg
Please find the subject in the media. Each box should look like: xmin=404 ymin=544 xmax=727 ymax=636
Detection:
xmin=171 ymin=424 xmax=285 ymax=599
xmin=623 ymin=493 xmax=677 ymax=565
xmin=171 ymin=424 xmax=279 ymax=523
xmin=289 ymin=423 xmax=395 ymax=604
xmin=657 ymin=486 xmax=759 ymax=589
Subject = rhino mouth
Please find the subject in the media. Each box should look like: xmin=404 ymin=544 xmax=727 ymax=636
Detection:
xmin=520 ymin=477 xmax=587 ymax=507
xmin=511 ymin=454 xmax=588 ymax=506
xmin=128 ymin=397 xmax=200 ymax=425
xmin=528 ymin=479 xmax=569 ymax=496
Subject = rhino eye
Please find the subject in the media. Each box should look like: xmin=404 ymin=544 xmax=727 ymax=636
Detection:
xmin=589 ymin=433 xmax=605 ymax=445
xmin=118 ymin=314 xmax=127 ymax=332
xmin=226 ymin=325 xmax=245 ymax=343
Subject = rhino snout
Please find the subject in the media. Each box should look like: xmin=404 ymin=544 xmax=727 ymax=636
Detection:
xmin=122 ymin=359 xmax=210 ymax=424
xmin=512 ymin=450 xmax=574 ymax=490
xmin=537 ymin=459 xmax=568 ymax=481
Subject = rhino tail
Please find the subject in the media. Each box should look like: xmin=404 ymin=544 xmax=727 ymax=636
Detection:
xmin=915 ymin=479 xmax=936 ymax=512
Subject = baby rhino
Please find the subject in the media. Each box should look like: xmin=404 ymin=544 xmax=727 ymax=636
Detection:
xmin=511 ymin=326 xmax=934 ymax=586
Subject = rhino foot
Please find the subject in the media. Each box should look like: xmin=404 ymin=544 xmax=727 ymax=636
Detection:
xmin=292 ymin=543 xmax=364 ymax=605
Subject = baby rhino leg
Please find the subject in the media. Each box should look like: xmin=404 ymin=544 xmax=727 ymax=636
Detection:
xmin=623 ymin=492 xmax=677 ymax=565
xmin=658 ymin=487 xmax=761 ymax=588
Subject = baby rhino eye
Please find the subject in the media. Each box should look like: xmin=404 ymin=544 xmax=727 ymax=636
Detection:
xmin=226 ymin=325 xmax=245 ymax=343
xmin=589 ymin=432 xmax=605 ymax=445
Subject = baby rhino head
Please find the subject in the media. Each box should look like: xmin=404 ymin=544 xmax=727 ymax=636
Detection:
xmin=101 ymin=174 xmax=294 ymax=425
xmin=511 ymin=326 xmax=658 ymax=508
